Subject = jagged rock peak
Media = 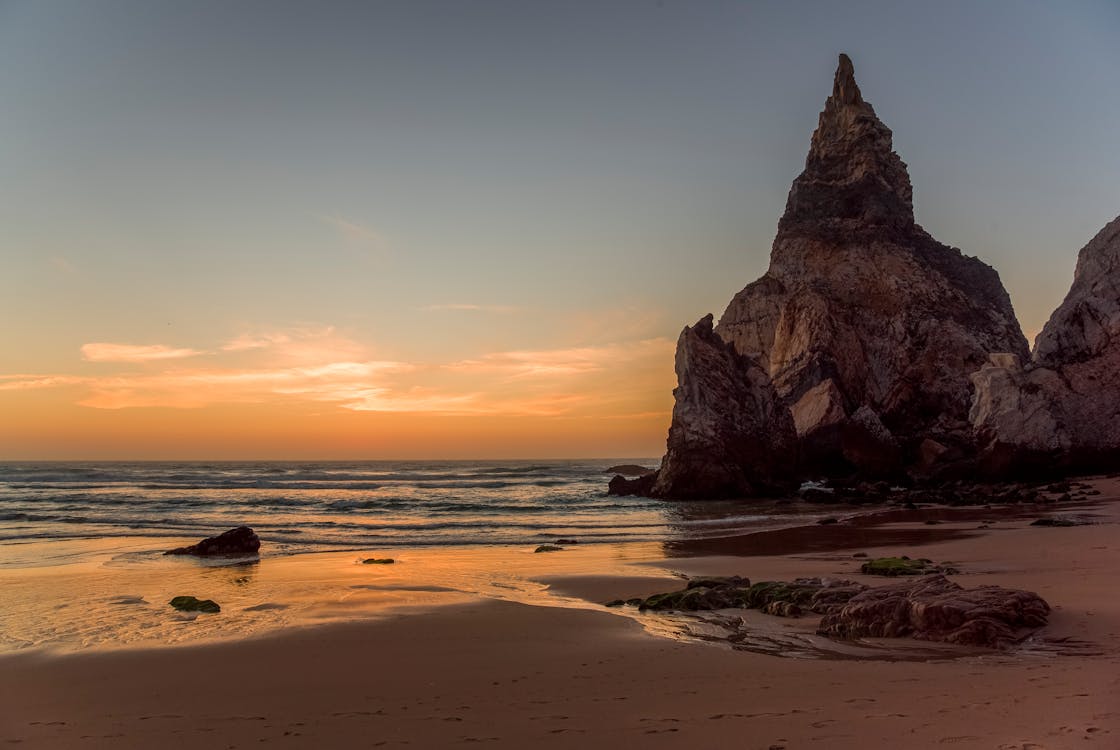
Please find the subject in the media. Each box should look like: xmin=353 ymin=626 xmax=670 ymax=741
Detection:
xmin=831 ymin=53 xmax=863 ymax=107
xmin=782 ymin=53 xmax=914 ymax=233
xmin=1033 ymin=214 xmax=1120 ymax=366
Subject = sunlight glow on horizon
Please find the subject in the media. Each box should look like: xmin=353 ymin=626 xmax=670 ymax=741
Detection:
xmin=0 ymin=324 xmax=676 ymax=459
xmin=2 ymin=1 xmax=1117 ymax=459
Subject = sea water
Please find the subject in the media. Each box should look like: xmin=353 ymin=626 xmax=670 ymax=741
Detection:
xmin=0 ymin=460 xmax=794 ymax=563
xmin=0 ymin=460 xmax=825 ymax=652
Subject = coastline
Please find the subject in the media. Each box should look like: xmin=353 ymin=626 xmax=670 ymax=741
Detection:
xmin=3 ymin=479 xmax=1119 ymax=747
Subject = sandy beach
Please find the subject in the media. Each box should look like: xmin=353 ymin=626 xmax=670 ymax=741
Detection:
xmin=3 ymin=480 xmax=1119 ymax=749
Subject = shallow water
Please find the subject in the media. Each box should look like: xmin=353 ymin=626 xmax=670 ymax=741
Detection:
xmin=0 ymin=460 xmax=837 ymax=567
xmin=0 ymin=460 xmax=863 ymax=654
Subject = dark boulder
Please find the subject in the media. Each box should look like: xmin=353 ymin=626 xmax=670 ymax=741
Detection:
xmin=165 ymin=526 xmax=260 ymax=556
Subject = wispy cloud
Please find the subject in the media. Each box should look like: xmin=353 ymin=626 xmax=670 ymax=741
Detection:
xmin=221 ymin=332 xmax=293 ymax=352
xmin=0 ymin=374 xmax=87 ymax=391
xmin=80 ymin=343 xmax=206 ymax=363
xmin=418 ymin=303 xmax=519 ymax=314
xmin=319 ymin=214 xmax=390 ymax=266
xmin=77 ymin=360 xmax=413 ymax=409
xmin=49 ymin=256 xmax=78 ymax=274
xmin=220 ymin=326 xmax=369 ymax=365
xmin=4 ymin=329 xmax=673 ymax=419
xmin=445 ymin=339 xmax=674 ymax=380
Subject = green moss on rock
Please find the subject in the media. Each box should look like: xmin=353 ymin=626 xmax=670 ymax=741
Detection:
xmin=169 ymin=596 xmax=221 ymax=613
xmin=860 ymin=557 xmax=935 ymax=576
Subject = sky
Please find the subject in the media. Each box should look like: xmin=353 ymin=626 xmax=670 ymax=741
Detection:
xmin=1 ymin=0 xmax=1118 ymax=459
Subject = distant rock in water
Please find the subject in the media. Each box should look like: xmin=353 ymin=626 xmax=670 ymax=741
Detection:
xmin=637 ymin=53 xmax=1030 ymax=498
xmin=607 ymin=472 xmax=656 ymax=496
xmin=165 ymin=526 xmax=260 ymax=556
xmin=971 ymin=215 xmax=1120 ymax=474
xmin=648 ymin=314 xmax=797 ymax=499
xmin=604 ymin=464 xmax=656 ymax=477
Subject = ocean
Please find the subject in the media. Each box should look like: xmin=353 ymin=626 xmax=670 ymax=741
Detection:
xmin=0 ymin=460 xmax=808 ymax=564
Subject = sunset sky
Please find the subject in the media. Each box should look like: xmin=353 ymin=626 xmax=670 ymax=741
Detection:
xmin=2 ymin=1 xmax=1118 ymax=459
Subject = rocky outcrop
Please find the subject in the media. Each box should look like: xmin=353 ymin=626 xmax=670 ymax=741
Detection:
xmin=165 ymin=526 xmax=261 ymax=556
xmin=612 ymin=572 xmax=1050 ymax=649
xmin=716 ymin=54 xmax=1027 ymax=477
xmin=645 ymin=54 xmax=1027 ymax=496
xmin=971 ymin=216 xmax=1120 ymax=473
xmin=646 ymin=314 xmax=797 ymax=499
xmin=609 ymin=575 xmax=867 ymax=616
xmin=817 ymin=574 xmax=1049 ymax=648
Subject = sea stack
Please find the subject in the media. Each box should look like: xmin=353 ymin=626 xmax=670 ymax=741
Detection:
xmin=648 ymin=314 xmax=797 ymax=499
xmin=971 ymin=215 xmax=1120 ymax=474
xmin=636 ymin=54 xmax=1030 ymax=498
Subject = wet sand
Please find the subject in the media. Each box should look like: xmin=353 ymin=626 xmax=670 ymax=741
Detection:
xmin=3 ymin=480 xmax=1119 ymax=748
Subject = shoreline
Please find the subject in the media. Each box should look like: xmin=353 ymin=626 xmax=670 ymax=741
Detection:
xmin=3 ymin=479 xmax=1119 ymax=747
xmin=0 ymin=480 xmax=1113 ymax=655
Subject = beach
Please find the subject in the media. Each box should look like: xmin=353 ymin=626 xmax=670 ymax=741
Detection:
xmin=2 ymin=478 xmax=1118 ymax=748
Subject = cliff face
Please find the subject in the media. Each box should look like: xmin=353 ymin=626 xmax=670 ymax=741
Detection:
xmin=971 ymin=216 xmax=1120 ymax=472
xmin=648 ymin=315 xmax=796 ymax=499
xmin=714 ymin=54 xmax=1026 ymax=478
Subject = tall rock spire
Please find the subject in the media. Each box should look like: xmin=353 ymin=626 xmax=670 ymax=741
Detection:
xmin=781 ymin=53 xmax=914 ymax=233
xmin=635 ymin=53 xmax=1030 ymax=498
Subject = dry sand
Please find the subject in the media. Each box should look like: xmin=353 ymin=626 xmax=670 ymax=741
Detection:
xmin=3 ymin=480 xmax=1119 ymax=749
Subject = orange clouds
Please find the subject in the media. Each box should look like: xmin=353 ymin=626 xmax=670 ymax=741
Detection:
xmin=80 ymin=343 xmax=205 ymax=362
xmin=2 ymin=327 xmax=675 ymax=421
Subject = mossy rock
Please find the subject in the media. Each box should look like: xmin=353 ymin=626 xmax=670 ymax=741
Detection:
xmin=860 ymin=557 xmax=934 ymax=576
xmin=743 ymin=581 xmax=822 ymax=609
xmin=625 ymin=577 xmax=863 ymax=615
xmin=685 ymin=576 xmax=747 ymax=590
xmin=534 ymin=544 xmax=563 ymax=553
xmin=169 ymin=596 xmax=221 ymax=613
xmin=362 ymin=558 xmax=395 ymax=564
xmin=639 ymin=586 xmax=734 ymax=611
xmin=1030 ymin=517 xmax=1085 ymax=527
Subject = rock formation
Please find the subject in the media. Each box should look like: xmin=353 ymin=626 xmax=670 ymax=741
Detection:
xmin=642 ymin=314 xmax=796 ymax=499
xmin=971 ymin=215 xmax=1120 ymax=473
xmin=717 ymin=53 xmax=1027 ymax=474
xmin=165 ymin=526 xmax=261 ymax=556
xmin=817 ymin=574 xmax=1050 ymax=648
xmin=610 ymin=573 xmax=1050 ymax=649
xmin=640 ymin=53 xmax=1028 ymax=497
